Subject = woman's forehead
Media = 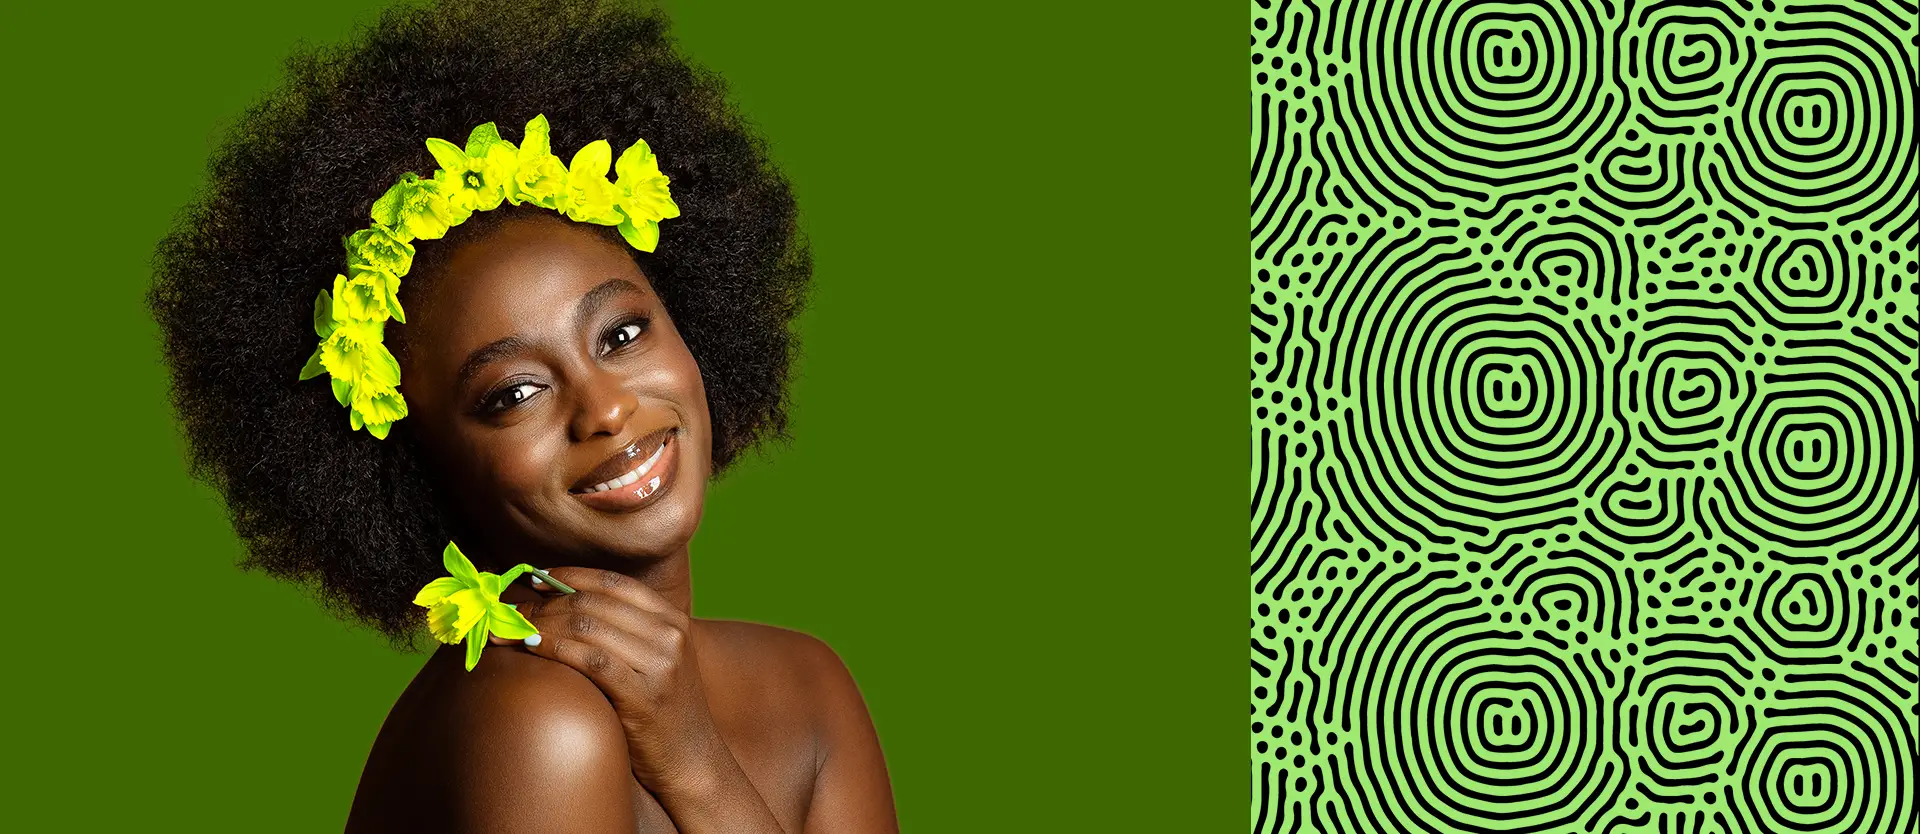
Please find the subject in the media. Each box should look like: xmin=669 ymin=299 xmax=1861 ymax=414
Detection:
xmin=400 ymin=216 xmax=655 ymax=382
xmin=423 ymin=219 xmax=650 ymax=323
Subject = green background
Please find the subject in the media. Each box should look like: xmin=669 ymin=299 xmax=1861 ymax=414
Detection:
xmin=3 ymin=0 xmax=1243 ymax=829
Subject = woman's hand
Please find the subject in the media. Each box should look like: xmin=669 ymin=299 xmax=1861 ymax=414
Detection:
xmin=487 ymin=567 xmax=717 ymax=790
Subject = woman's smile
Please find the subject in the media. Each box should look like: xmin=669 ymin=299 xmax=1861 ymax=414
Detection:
xmin=569 ymin=426 xmax=680 ymax=513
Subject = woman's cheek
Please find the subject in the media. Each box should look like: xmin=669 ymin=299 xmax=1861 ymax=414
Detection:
xmin=486 ymin=445 xmax=553 ymax=503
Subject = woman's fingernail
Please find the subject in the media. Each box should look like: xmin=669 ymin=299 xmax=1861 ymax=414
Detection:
xmin=524 ymin=634 xmax=543 ymax=647
xmin=531 ymin=574 xmax=546 ymax=584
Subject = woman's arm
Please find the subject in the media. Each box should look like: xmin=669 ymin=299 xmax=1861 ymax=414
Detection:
xmin=798 ymin=637 xmax=899 ymax=834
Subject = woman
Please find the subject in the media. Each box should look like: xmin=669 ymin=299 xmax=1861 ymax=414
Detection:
xmin=146 ymin=0 xmax=896 ymax=830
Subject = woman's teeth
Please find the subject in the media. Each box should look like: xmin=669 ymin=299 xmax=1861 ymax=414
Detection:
xmin=579 ymin=439 xmax=668 ymax=493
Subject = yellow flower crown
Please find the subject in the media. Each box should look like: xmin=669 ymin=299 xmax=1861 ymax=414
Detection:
xmin=297 ymin=114 xmax=680 ymax=438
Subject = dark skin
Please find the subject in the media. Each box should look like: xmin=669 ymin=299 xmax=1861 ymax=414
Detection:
xmin=342 ymin=214 xmax=897 ymax=833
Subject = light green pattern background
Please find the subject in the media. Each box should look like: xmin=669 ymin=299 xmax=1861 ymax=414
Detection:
xmin=1250 ymin=0 xmax=1918 ymax=832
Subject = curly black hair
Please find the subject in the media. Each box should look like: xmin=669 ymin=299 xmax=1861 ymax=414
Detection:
xmin=147 ymin=0 xmax=810 ymax=650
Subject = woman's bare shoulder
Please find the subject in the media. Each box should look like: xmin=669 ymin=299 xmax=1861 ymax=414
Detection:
xmin=347 ymin=647 xmax=640 ymax=833
xmin=695 ymin=620 xmax=897 ymax=832
xmin=691 ymin=619 xmax=876 ymax=757
xmin=693 ymin=618 xmax=852 ymax=695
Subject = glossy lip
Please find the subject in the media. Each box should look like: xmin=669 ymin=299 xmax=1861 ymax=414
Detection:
xmin=569 ymin=426 xmax=675 ymax=493
xmin=568 ymin=429 xmax=679 ymax=514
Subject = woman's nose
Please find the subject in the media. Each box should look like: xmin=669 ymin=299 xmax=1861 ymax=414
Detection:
xmin=569 ymin=369 xmax=639 ymax=441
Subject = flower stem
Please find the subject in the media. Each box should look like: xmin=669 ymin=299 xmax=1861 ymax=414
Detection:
xmin=526 ymin=566 xmax=578 ymax=594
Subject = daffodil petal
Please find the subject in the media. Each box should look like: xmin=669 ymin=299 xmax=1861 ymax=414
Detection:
xmin=465 ymin=122 xmax=503 ymax=157
xmin=478 ymin=571 xmax=503 ymax=601
xmin=298 ymin=346 xmax=326 ymax=381
xmin=618 ymin=216 xmax=660 ymax=252
xmin=313 ymin=289 xmax=337 ymax=338
xmin=370 ymin=183 xmax=404 ymax=231
xmin=412 ymin=576 xmax=466 ymax=608
xmin=522 ymin=114 xmax=552 ymax=159
xmin=614 ymin=138 xmax=659 ymax=184
xmin=385 ymin=280 xmax=406 ymax=323
xmin=425 ymin=137 xmax=467 ymax=172
xmin=464 ymin=616 xmax=488 ymax=671
xmin=488 ymin=601 xmax=538 ymax=640
xmin=443 ymin=541 xmax=482 ymax=586
xmin=570 ymin=140 xmax=612 ymax=180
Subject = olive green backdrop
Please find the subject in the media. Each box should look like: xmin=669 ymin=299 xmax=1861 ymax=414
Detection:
xmin=3 ymin=1 xmax=1242 ymax=829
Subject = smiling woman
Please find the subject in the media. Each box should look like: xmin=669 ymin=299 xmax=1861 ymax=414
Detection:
xmin=144 ymin=0 xmax=895 ymax=831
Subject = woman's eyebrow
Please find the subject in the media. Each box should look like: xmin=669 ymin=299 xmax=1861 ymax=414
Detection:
xmin=454 ymin=279 xmax=645 ymax=390
xmin=573 ymin=278 xmax=644 ymax=333
xmin=456 ymin=334 xmax=534 ymax=389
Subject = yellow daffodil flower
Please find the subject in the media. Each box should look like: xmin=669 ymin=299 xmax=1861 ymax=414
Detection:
xmin=612 ymin=138 xmax=681 ymax=252
xmin=427 ymin=122 xmax=520 ymax=214
xmin=299 ymin=288 xmax=406 ymax=435
xmin=560 ymin=139 xmax=625 ymax=225
xmin=371 ymin=172 xmax=466 ymax=241
xmin=317 ymin=319 xmax=398 ymax=394
xmin=509 ymin=115 xmax=569 ymax=210
xmin=331 ymin=270 xmax=404 ymax=323
xmin=348 ymin=383 xmax=407 ymax=439
xmin=412 ymin=542 xmax=573 ymax=671
xmin=345 ymin=226 xmax=415 ymax=278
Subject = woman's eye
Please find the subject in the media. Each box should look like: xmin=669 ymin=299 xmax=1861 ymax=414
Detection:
xmin=602 ymin=316 xmax=650 ymax=353
xmin=482 ymin=381 xmax=544 ymax=414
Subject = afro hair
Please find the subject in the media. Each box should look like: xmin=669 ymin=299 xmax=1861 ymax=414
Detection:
xmin=147 ymin=0 xmax=810 ymax=650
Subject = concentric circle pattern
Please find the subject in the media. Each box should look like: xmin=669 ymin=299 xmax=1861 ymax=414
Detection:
xmin=1251 ymin=1 xmax=1918 ymax=831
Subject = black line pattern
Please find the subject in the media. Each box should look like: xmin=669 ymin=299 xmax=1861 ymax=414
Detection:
xmin=1250 ymin=1 xmax=1919 ymax=831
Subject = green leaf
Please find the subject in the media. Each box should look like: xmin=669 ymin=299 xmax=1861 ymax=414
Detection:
xmin=425 ymin=137 xmax=467 ymax=173
xmin=297 ymin=346 xmax=326 ymax=381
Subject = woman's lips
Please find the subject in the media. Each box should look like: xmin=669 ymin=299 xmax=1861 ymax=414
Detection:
xmin=569 ymin=431 xmax=677 ymax=513
xmin=570 ymin=427 xmax=674 ymax=491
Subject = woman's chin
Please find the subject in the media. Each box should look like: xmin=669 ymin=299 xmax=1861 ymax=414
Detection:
xmin=564 ymin=489 xmax=706 ymax=564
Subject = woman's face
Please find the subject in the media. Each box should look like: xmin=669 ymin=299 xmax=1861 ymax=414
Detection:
xmin=395 ymin=213 xmax=712 ymax=568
